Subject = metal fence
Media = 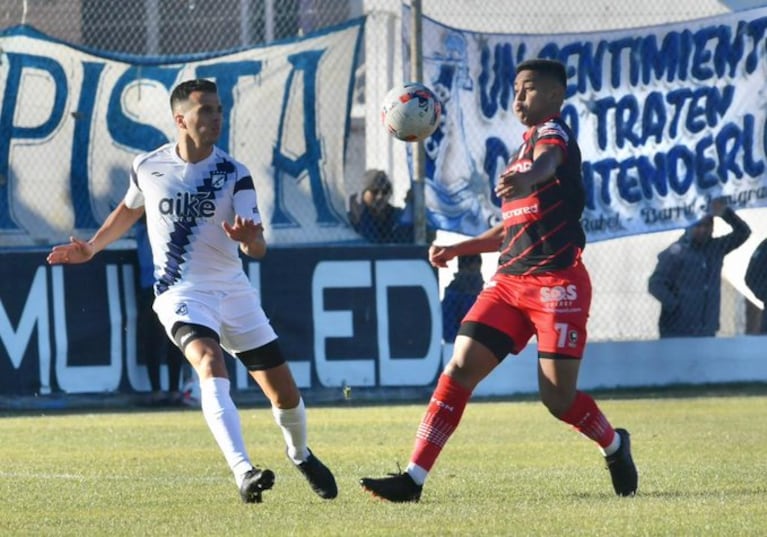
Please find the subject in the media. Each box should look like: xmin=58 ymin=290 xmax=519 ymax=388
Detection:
xmin=2 ymin=0 xmax=764 ymax=341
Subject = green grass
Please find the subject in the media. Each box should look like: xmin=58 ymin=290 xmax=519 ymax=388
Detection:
xmin=2 ymin=391 xmax=766 ymax=536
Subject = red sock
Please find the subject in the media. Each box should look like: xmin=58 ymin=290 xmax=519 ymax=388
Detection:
xmin=559 ymin=391 xmax=616 ymax=448
xmin=410 ymin=374 xmax=472 ymax=471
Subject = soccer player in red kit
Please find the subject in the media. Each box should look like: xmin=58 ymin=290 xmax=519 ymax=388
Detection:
xmin=360 ymin=59 xmax=638 ymax=502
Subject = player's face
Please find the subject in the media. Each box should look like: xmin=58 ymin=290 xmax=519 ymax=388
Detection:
xmin=513 ymin=70 xmax=562 ymax=126
xmin=176 ymin=90 xmax=223 ymax=146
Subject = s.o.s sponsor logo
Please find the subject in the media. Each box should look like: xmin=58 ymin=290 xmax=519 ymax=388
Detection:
xmin=540 ymin=284 xmax=577 ymax=304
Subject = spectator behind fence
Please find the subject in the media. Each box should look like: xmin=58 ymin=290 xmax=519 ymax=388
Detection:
xmin=648 ymin=197 xmax=750 ymax=338
xmin=745 ymin=236 xmax=767 ymax=333
xmin=347 ymin=169 xmax=414 ymax=243
xmin=135 ymin=216 xmax=185 ymax=406
xmin=442 ymin=254 xmax=484 ymax=342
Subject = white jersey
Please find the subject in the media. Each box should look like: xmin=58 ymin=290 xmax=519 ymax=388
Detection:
xmin=125 ymin=143 xmax=260 ymax=295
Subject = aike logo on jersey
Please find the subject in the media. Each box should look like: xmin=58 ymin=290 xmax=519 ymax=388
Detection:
xmin=158 ymin=172 xmax=227 ymax=220
xmin=159 ymin=191 xmax=216 ymax=220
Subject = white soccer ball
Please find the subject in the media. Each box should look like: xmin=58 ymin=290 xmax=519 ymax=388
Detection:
xmin=381 ymin=82 xmax=442 ymax=142
xmin=180 ymin=376 xmax=201 ymax=407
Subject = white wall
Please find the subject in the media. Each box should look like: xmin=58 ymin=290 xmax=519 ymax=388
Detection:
xmin=440 ymin=336 xmax=767 ymax=397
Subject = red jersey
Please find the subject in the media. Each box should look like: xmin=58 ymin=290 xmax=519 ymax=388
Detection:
xmin=497 ymin=115 xmax=585 ymax=275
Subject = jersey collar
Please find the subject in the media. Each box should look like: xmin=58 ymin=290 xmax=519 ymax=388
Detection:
xmin=523 ymin=113 xmax=562 ymax=140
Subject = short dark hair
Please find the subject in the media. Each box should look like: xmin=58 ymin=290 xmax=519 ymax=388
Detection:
xmin=516 ymin=59 xmax=567 ymax=88
xmin=170 ymin=79 xmax=218 ymax=110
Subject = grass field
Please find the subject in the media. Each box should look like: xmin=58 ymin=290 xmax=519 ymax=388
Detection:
xmin=1 ymin=388 xmax=766 ymax=536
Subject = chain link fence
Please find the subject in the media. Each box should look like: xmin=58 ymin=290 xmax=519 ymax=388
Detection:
xmin=2 ymin=0 xmax=764 ymax=341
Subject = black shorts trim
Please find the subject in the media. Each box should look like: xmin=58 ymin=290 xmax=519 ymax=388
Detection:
xmin=171 ymin=322 xmax=219 ymax=352
xmin=537 ymin=351 xmax=582 ymax=360
xmin=236 ymin=340 xmax=286 ymax=371
xmin=457 ymin=321 xmax=516 ymax=362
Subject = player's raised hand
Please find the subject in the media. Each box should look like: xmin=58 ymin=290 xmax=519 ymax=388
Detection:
xmin=222 ymin=215 xmax=263 ymax=242
xmin=429 ymin=244 xmax=455 ymax=268
xmin=46 ymin=237 xmax=95 ymax=265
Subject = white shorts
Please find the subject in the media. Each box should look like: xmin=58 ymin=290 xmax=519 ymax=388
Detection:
xmin=153 ymin=285 xmax=278 ymax=354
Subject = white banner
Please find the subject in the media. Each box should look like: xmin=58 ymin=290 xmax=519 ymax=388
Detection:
xmin=0 ymin=19 xmax=364 ymax=245
xmin=407 ymin=7 xmax=767 ymax=241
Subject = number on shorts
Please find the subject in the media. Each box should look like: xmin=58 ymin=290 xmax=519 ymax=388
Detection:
xmin=554 ymin=322 xmax=569 ymax=348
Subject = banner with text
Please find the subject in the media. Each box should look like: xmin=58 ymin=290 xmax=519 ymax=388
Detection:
xmin=0 ymin=246 xmax=440 ymax=396
xmin=405 ymin=7 xmax=767 ymax=241
xmin=0 ymin=19 xmax=364 ymax=247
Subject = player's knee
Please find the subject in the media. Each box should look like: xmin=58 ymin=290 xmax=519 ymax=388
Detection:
xmin=236 ymin=340 xmax=286 ymax=371
xmin=442 ymin=359 xmax=486 ymax=391
xmin=540 ymin=390 xmax=577 ymax=419
xmin=542 ymin=399 xmax=564 ymax=418
xmin=270 ymin=385 xmax=301 ymax=409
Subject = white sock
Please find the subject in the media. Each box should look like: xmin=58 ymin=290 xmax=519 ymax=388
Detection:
xmin=406 ymin=463 xmax=427 ymax=486
xmin=199 ymin=377 xmax=252 ymax=484
xmin=601 ymin=429 xmax=622 ymax=457
xmin=272 ymin=398 xmax=309 ymax=464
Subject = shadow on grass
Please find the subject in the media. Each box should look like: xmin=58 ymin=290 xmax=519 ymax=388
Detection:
xmin=571 ymin=484 xmax=767 ymax=500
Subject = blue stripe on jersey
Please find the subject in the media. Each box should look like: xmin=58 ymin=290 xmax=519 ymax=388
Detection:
xmin=234 ymin=176 xmax=254 ymax=194
xmin=156 ymin=220 xmax=195 ymax=294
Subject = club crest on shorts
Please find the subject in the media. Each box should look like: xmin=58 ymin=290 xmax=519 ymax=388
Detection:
xmin=567 ymin=329 xmax=579 ymax=348
xmin=175 ymin=303 xmax=188 ymax=315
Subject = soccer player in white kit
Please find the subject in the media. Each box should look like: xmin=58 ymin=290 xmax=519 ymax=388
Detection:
xmin=47 ymin=79 xmax=337 ymax=504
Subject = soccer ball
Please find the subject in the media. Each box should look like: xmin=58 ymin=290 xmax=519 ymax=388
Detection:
xmin=381 ymin=82 xmax=441 ymax=142
xmin=180 ymin=376 xmax=201 ymax=407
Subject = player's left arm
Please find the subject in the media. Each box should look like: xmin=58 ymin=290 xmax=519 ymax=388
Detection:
xmin=227 ymin=170 xmax=267 ymax=259
xmin=495 ymin=143 xmax=564 ymax=199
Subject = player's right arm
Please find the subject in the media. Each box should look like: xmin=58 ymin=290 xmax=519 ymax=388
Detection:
xmin=47 ymin=202 xmax=145 ymax=265
xmin=429 ymin=223 xmax=504 ymax=268
xmin=495 ymin=140 xmax=564 ymax=199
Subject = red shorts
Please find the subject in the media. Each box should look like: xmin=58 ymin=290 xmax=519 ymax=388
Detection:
xmin=461 ymin=260 xmax=592 ymax=359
